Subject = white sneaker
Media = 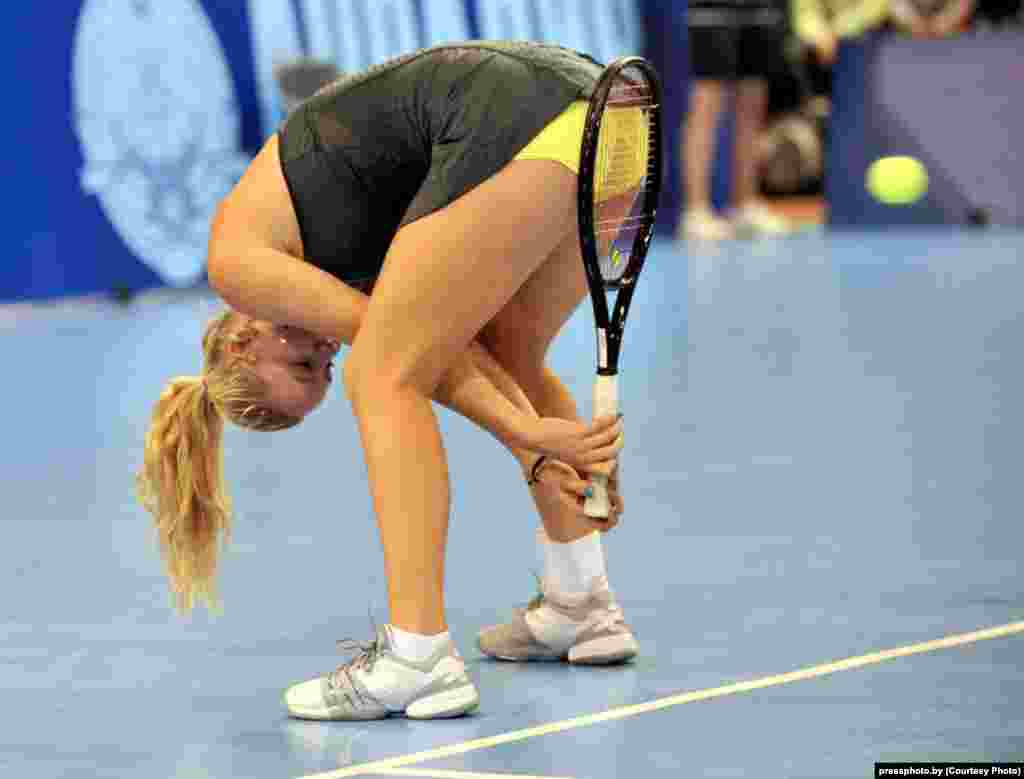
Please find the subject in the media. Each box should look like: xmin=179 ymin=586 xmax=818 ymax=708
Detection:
xmin=678 ymin=208 xmax=735 ymax=241
xmin=284 ymin=626 xmax=480 ymax=721
xmin=731 ymin=202 xmax=792 ymax=237
xmin=477 ymin=576 xmax=639 ymax=665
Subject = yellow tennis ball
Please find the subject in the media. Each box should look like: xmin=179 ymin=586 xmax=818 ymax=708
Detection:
xmin=866 ymin=156 xmax=929 ymax=205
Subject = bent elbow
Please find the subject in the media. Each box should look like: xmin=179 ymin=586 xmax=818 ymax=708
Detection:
xmin=206 ymin=248 xmax=248 ymax=313
xmin=205 ymin=201 xmax=240 ymax=301
xmin=206 ymin=246 xmax=232 ymax=298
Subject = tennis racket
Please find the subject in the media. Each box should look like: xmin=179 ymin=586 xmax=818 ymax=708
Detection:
xmin=578 ymin=56 xmax=663 ymax=519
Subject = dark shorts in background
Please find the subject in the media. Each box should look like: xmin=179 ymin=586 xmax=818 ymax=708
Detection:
xmin=687 ymin=2 xmax=788 ymax=81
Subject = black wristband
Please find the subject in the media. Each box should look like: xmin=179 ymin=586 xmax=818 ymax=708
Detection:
xmin=527 ymin=455 xmax=549 ymax=485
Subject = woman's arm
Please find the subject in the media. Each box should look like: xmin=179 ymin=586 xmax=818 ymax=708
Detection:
xmin=208 ymin=235 xmax=620 ymax=468
xmin=208 ymin=240 xmax=369 ymax=347
xmin=208 ymin=236 xmax=536 ymax=450
xmin=457 ymin=341 xmax=623 ymax=477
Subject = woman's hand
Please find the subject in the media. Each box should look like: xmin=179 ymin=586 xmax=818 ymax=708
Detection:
xmin=530 ymin=459 xmax=624 ymax=532
xmin=519 ymin=414 xmax=624 ymax=476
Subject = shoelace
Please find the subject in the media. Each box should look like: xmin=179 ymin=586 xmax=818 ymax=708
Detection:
xmin=327 ymin=637 xmax=381 ymax=702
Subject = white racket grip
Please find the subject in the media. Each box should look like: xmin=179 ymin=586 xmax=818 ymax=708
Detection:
xmin=584 ymin=374 xmax=619 ymax=519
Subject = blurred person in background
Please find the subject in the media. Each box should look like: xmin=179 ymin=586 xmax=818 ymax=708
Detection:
xmin=680 ymin=0 xmax=794 ymax=240
xmin=751 ymin=0 xmax=890 ymax=208
xmin=889 ymin=0 xmax=975 ymax=36
xmin=792 ymin=0 xmax=890 ymax=65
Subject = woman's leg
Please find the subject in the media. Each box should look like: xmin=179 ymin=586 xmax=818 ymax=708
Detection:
xmin=478 ymin=181 xmax=635 ymax=541
xmin=479 ymin=232 xmax=591 ymax=543
xmin=474 ymin=204 xmax=640 ymax=666
xmin=342 ymin=160 xmax=578 ymax=636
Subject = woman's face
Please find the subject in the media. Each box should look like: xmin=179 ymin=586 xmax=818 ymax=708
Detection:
xmin=237 ymin=320 xmax=340 ymax=419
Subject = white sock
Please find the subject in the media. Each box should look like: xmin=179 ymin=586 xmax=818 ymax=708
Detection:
xmin=537 ymin=526 xmax=607 ymax=597
xmin=387 ymin=625 xmax=451 ymax=664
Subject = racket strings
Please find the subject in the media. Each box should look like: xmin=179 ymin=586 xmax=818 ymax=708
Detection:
xmin=593 ymin=70 xmax=658 ymax=283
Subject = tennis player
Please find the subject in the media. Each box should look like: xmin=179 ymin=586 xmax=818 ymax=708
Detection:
xmin=138 ymin=41 xmax=641 ymax=721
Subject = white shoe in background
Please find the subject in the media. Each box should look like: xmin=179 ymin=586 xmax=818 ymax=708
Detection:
xmin=678 ymin=208 xmax=736 ymax=241
xmin=731 ymin=202 xmax=792 ymax=237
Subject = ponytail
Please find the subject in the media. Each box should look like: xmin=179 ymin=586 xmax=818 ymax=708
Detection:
xmin=137 ymin=374 xmax=230 ymax=614
xmin=136 ymin=310 xmax=301 ymax=616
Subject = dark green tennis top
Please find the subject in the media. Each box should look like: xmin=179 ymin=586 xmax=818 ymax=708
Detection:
xmin=277 ymin=41 xmax=603 ymax=286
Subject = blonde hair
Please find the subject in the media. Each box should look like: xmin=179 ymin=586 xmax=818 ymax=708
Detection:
xmin=136 ymin=309 xmax=301 ymax=615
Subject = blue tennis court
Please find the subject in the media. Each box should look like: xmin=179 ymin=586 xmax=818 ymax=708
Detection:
xmin=2 ymin=227 xmax=1022 ymax=778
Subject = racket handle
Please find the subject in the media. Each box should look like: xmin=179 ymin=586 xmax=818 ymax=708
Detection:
xmin=584 ymin=374 xmax=619 ymax=519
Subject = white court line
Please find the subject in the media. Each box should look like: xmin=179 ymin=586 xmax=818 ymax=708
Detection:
xmin=302 ymin=620 xmax=1024 ymax=779
xmin=362 ymin=770 xmax=573 ymax=779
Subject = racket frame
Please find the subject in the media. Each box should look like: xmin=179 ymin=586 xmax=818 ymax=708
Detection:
xmin=577 ymin=56 xmax=663 ymax=376
xmin=576 ymin=56 xmax=663 ymax=518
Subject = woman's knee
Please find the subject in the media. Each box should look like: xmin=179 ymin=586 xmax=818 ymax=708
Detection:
xmin=479 ymin=318 xmax=547 ymax=380
xmin=341 ymin=349 xmax=372 ymax=405
xmin=342 ymin=343 xmax=438 ymax=406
